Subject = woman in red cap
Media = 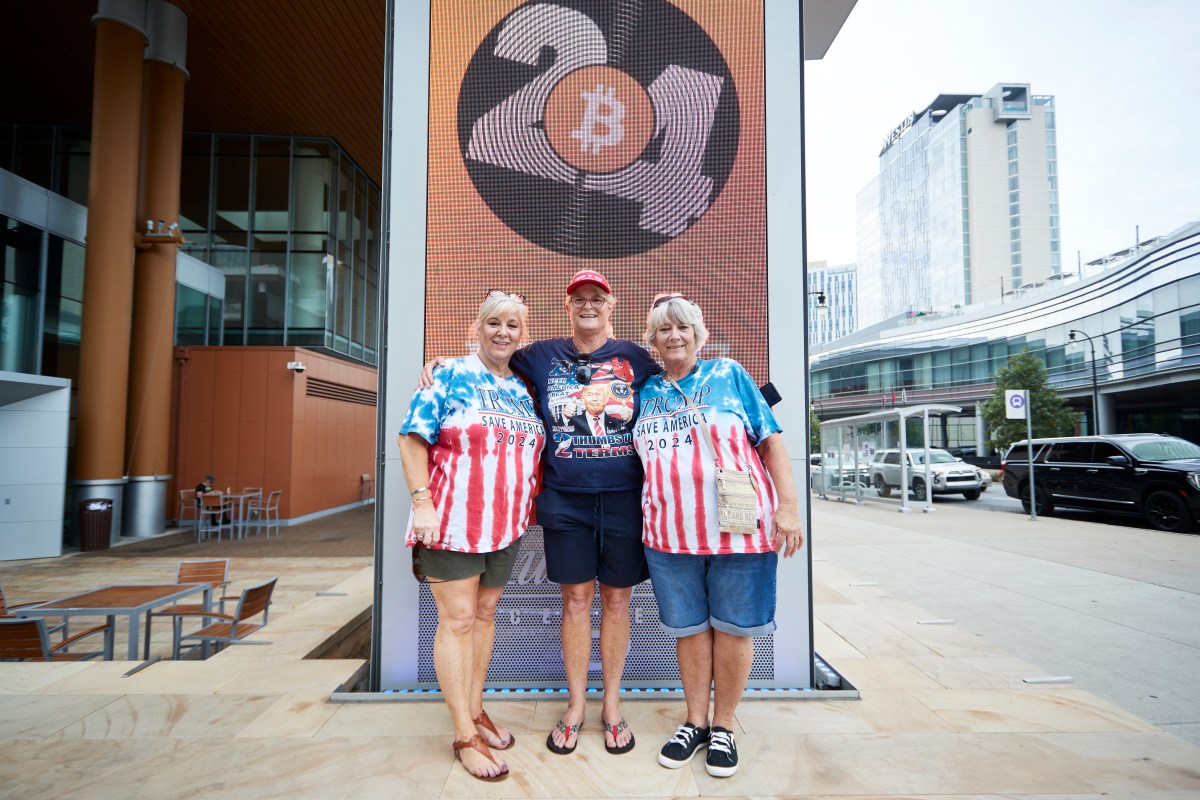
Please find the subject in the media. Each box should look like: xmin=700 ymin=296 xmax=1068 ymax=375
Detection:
xmin=421 ymin=269 xmax=660 ymax=756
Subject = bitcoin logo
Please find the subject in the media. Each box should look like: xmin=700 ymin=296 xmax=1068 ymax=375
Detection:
xmin=572 ymin=84 xmax=625 ymax=154
xmin=458 ymin=0 xmax=739 ymax=259
xmin=546 ymin=66 xmax=653 ymax=174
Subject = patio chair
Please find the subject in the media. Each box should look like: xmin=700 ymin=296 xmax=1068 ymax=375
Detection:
xmin=197 ymin=493 xmax=233 ymax=542
xmin=0 ymin=618 xmax=112 ymax=662
xmin=249 ymin=490 xmax=282 ymax=537
xmin=361 ymin=473 xmax=375 ymax=501
xmin=172 ymin=577 xmax=277 ymax=660
xmin=142 ymin=559 xmax=231 ymax=659
xmin=178 ymin=488 xmax=198 ymax=528
xmin=1 ymin=583 xmax=66 ymax=641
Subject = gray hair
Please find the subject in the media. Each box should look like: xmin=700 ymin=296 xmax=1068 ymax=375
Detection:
xmin=643 ymin=296 xmax=709 ymax=351
xmin=475 ymin=291 xmax=529 ymax=342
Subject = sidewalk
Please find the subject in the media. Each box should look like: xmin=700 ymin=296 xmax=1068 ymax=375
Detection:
xmin=0 ymin=501 xmax=1198 ymax=798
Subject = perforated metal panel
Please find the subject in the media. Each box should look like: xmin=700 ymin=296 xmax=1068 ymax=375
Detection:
xmin=416 ymin=528 xmax=775 ymax=687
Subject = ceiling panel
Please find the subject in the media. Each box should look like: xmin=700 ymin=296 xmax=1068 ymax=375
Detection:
xmin=5 ymin=0 xmax=386 ymax=182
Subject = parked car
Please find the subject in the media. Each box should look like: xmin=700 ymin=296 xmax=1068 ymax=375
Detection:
xmin=1000 ymin=433 xmax=1200 ymax=532
xmin=869 ymin=448 xmax=984 ymax=500
xmin=976 ymin=466 xmax=993 ymax=491
xmin=810 ymin=453 xmax=871 ymax=493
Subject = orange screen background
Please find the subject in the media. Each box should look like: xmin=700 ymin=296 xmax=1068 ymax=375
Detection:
xmin=426 ymin=0 xmax=767 ymax=380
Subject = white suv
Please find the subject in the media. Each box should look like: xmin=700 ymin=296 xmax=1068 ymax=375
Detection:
xmin=869 ymin=448 xmax=983 ymax=500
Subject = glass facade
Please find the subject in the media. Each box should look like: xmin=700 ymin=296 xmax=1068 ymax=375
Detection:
xmin=856 ymin=87 xmax=1060 ymax=328
xmin=4 ymin=124 xmax=382 ymax=366
xmin=0 ymin=213 xmax=88 ymax=382
xmin=811 ymin=226 xmax=1200 ymax=443
xmin=807 ymin=262 xmax=858 ymax=346
xmin=1 ymin=216 xmax=42 ymax=373
xmin=179 ymin=133 xmax=381 ymax=363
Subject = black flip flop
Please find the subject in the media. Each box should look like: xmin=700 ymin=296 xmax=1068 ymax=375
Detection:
xmin=545 ymin=719 xmax=582 ymax=754
xmin=603 ymin=718 xmax=635 ymax=754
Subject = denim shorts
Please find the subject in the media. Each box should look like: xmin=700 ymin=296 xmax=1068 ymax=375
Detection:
xmin=537 ymin=487 xmax=648 ymax=588
xmin=644 ymin=547 xmax=778 ymax=638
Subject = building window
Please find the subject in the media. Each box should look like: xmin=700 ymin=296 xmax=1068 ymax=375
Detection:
xmin=1 ymin=216 xmax=42 ymax=373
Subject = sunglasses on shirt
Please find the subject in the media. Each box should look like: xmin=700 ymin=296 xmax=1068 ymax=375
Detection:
xmin=574 ymin=352 xmax=592 ymax=385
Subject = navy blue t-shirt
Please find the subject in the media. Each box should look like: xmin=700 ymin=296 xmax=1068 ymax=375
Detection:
xmin=511 ymin=338 xmax=661 ymax=493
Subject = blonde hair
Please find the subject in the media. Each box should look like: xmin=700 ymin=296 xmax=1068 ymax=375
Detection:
xmin=644 ymin=295 xmax=709 ymax=351
xmin=474 ymin=291 xmax=529 ymax=343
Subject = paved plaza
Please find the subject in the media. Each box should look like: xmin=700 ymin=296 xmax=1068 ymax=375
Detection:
xmin=1 ymin=499 xmax=1198 ymax=798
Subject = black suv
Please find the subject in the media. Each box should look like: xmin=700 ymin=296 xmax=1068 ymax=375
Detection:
xmin=1001 ymin=434 xmax=1200 ymax=532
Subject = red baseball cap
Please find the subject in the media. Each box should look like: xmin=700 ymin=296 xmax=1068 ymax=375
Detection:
xmin=566 ymin=269 xmax=611 ymax=295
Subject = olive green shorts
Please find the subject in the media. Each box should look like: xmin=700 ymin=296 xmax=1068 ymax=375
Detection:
xmin=419 ymin=539 xmax=521 ymax=588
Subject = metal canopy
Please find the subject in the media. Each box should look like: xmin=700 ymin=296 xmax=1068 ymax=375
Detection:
xmin=818 ymin=403 xmax=964 ymax=430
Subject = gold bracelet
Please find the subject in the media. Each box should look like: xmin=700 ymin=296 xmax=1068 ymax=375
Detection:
xmin=412 ymin=495 xmax=433 ymax=504
xmin=410 ymin=486 xmax=430 ymax=496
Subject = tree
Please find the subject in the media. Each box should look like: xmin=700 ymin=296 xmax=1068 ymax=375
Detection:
xmin=809 ymin=407 xmax=822 ymax=454
xmin=980 ymin=349 xmax=1078 ymax=453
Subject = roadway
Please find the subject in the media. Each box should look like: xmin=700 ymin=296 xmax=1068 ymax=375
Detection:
xmin=809 ymin=482 xmax=1200 ymax=745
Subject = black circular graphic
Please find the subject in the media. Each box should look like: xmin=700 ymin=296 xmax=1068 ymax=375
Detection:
xmin=458 ymin=0 xmax=740 ymax=259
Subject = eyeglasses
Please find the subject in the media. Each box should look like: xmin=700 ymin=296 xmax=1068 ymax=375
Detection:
xmin=486 ymin=289 xmax=526 ymax=303
xmin=569 ymin=296 xmax=607 ymax=309
xmin=574 ymin=352 xmax=592 ymax=385
xmin=652 ymin=293 xmax=689 ymax=309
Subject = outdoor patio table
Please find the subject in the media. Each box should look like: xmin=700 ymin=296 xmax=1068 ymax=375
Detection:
xmin=220 ymin=492 xmax=260 ymax=540
xmin=15 ymin=584 xmax=211 ymax=661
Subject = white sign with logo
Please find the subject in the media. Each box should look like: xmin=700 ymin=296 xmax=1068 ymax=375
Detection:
xmin=1005 ymin=389 xmax=1028 ymax=420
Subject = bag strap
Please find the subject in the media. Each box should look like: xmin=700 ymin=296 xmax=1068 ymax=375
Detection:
xmin=667 ymin=376 xmax=724 ymax=469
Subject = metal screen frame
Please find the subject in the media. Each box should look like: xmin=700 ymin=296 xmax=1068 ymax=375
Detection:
xmin=373 ymin=0 xmax=813 ymax=693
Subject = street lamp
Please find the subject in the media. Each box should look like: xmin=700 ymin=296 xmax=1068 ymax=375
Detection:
xmin=808 ymin=290 xmax=828 ymax=315
xmin=1067 ymin=329 xmax=1101 ymax=435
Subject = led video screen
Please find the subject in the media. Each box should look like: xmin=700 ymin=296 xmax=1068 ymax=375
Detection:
xmin=426 ymin=0 xmax=767 ymax=377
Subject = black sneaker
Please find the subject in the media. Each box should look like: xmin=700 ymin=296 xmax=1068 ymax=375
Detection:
xmin=658 ymin=722 xmax=710 ymax=768
xmin=705 ymin=726 xmax=738 ymax=777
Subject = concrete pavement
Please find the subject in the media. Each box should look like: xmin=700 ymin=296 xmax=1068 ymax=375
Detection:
xmin=811 ymin=490 xmax=1200 ymax=744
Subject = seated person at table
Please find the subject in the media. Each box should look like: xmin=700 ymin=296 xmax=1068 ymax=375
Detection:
xmin=195 ymin=474 xmax=231 ymax=524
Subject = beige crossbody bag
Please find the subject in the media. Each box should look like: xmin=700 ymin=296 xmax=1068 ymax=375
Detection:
xmin=667 ymin=377 xmax=760 ymax=534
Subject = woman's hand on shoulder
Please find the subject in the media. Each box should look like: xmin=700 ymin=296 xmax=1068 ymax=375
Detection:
xmin=416 ymin=356 xmax=449 ymax=390
xmin=772 ymin=503 xmax=804 ymax=558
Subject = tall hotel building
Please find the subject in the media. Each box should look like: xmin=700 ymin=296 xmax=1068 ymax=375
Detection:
xmin=807 ymin=261 xmax=858 ymax=346
xmin=855 ymin=83 xmax=1061 ymax=328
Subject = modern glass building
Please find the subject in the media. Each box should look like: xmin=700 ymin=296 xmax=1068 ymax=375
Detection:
xmin=807 ymin=261 xmax=858 ymax=346
xmin=811 ymin=221 xmax=1200 ymax=449
xmin=856 ymin=84 xmax=1061 ymax=329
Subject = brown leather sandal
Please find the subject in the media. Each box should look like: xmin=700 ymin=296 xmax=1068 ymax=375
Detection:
xmin=453 ymin=734 xmax=509 ymax=782
xmin=473 ymin=709 xmax=514 ymax=750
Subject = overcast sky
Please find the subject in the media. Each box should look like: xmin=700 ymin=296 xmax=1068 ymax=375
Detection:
xmin=803 ymin=0 xmax=1200 ymax=268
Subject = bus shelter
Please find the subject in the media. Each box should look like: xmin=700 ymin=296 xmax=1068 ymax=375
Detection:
xmin=816 ymin=404 xmax=963 ymax=513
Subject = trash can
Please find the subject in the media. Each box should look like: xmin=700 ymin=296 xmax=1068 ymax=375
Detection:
xmin=79 ymin=498 xmax=114 ymax=552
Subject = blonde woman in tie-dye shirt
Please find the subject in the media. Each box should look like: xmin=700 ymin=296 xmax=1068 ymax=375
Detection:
xmin=398 ymin=290 xmax=544 ymax=783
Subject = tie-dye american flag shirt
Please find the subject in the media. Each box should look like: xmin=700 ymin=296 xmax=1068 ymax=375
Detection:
xmin=399 ymin=354 xmax=545 ymax=553
xmin=633 ymin=359 xmax=781 ymax=555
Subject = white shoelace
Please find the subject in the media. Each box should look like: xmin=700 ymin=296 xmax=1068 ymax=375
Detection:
xmin=709 ymin=730 xmax=734 ymax=755
xmin=670 ymin=724 xmax=701 ymax=746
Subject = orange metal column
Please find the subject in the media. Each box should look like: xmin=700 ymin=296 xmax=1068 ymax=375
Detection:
xmin=73 ymin=7 xmax=148 ymax=543
xmin=126 ymin=1 xmax=188 ymax=536
xmin=125 ymin=63 xmax=186 ymax=534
